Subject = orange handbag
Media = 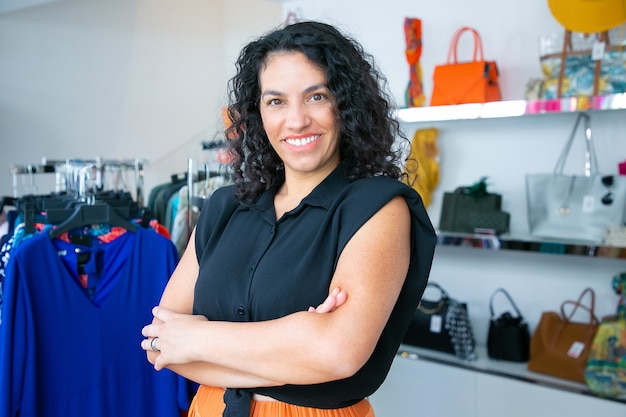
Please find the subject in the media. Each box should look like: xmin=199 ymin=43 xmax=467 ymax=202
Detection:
xmin=430 ymin=26 xmax=501 ymax=106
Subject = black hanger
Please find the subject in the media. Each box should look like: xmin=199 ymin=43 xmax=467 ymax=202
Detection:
xmin=22 ymin=202 xmax=35 ymax=235
xmin=170 ymin=172 xmax=188 ymax=183
xmin=49 ymin=202 xmax=137 ymax=239
xmin=46 ymin=197 xmax=138 ymax=224
xmin=9 ymin=198 xmax=35 ymax=235
xmin=1 ymin=196 xmax=16 ymax=213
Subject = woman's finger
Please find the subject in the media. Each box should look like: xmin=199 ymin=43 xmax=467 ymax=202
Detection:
xmin=151 ymin=305 xmax=172 ymax=322
xmin=141 ymin=324 xmax=155 ymax=338
xmin=309 ymin=287 xmax=347 ymax=313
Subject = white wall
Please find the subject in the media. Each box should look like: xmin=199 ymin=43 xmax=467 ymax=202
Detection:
xmin=279 ymin=0 xmax=626 ymax=344
xmin=0 ymin=0 xmax=60 ymax=14
xmin=0 ymin=0 xmax=282 ymax=198
xmin=281 ymin=0 xmax=562 ymax=104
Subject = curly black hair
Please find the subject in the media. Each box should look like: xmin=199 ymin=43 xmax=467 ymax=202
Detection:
xmin=225 ymin=20 xmax=409 ymax=204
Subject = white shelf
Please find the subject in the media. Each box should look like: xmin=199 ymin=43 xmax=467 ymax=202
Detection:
xmin=436 ymin=232 xmax=626 ymax=259
xmin=395 ymin=93 xmax=626 ymax=123
xmin=397 ymin=344 xmax=626 ymax=404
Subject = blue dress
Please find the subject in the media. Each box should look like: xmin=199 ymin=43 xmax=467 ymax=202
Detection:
xmin=0 ymin=227 xmax=190 ymax=417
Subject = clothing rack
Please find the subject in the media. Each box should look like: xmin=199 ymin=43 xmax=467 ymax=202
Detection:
xmin=10 ymin=157 xmax=145 ymax=207
xmin=186 ymin=158 xmax=210 ymax=240
xmin=164 ymin=152 xmax=232 ymax=256
xmin=0 ymin=177 xmax=187 ymax=416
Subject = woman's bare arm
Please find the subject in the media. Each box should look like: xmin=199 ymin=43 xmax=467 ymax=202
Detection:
xmin=142 ymin=196 xmax=410 ymax=386
xmin=143 ymin=228 xmax=348 ymax=387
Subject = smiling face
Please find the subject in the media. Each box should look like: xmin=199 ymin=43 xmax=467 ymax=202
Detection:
xmin=259 ymin=51 xmax=341 ymax=181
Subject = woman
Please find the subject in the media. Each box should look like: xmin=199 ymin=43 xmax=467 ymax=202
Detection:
xmin=141 ymin=21 xmax=436 ymax=417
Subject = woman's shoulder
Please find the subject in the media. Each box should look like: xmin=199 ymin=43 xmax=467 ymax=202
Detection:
xmin=203 ymin=184 xmax=238 ymax=209
xmin=342 ymin=175 xmax=434 ymax=237
xmin=345 ymin=175 xmax=421 ymax=206
xmin=195 ymin=185 xmax=239 ymax=229
xmin=211 ymin=183 xmax=237 ymax=198
xmin=351 ymin=175 xmax=408 ymax=189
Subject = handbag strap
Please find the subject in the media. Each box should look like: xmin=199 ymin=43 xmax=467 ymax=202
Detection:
xmin=446 ymin=26 xmax=484 ymax=64
xmin=592 ymin=32 xmax=609 ymax=96
xmin=553 ymin=112 xmax=599 ymax=177
xmin=560 ymin=287 xmax=600 ymax=325
xmin=557 ymin=30 xmax=572 ymax=98
xmin=417 ymin=281 xmax=450 ymax=314
xmin=489 ymin=288 xmax=523 ymax=319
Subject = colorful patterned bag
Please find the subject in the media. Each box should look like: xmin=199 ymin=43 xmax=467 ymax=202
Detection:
xmin=539 ymin=28 xmax=626 ymax=99
xmin=584 ymin=273 xmax=626 ymax=399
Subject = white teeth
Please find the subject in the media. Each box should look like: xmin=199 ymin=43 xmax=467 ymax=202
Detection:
xmin=285 ymin=135 xmax=319 ymax=146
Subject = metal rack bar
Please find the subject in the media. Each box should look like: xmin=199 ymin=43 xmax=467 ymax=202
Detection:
xmin=9 ymin=157 xmax=145 ymax=205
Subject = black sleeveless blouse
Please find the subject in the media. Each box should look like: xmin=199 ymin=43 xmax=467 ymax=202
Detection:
xmin=193 ymin=164 xmax=436 ymax=415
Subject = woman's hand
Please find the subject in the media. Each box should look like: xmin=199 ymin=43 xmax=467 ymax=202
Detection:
xmin=141 ymin=307 xmax=208 ymax=370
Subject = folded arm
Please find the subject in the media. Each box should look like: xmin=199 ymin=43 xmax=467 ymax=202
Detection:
xmin=142 ymin=196 xmax=411 ymax=387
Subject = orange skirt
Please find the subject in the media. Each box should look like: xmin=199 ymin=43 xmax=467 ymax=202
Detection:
xmin=188 ymin=385 xmax=375 ymax=417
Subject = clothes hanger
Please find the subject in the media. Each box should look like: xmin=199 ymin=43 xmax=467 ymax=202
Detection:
xmin=8 ymin=198 xmax=35 ymax=235
xmin=0 ymin=196 xmax=16 ymax=213
xmin=48 ymin=201 xmax=137 ymax=239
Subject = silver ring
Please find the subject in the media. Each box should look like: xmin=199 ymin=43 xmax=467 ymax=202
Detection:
xmin=150 ymin=337 xmax=160 ymax=352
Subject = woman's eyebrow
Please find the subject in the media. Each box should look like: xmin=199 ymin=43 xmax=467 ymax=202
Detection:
xmin=261 ymin=89 xmax=283 ymax=99
xmin=261 ymin=83 xmax=328 ymax=99
xmin=303 ymin=83 xmax=328 ymax=94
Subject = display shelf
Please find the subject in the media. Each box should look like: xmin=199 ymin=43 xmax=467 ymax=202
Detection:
xmin=397 ymin=344 xmax=626 ymax=404
xmin=437 ymin=232 xmax=626 ymax=259
xmin=395 ymin=93 xmax=626 ymax=123
xmin=396 ymin=95 xmax=626 ymax=259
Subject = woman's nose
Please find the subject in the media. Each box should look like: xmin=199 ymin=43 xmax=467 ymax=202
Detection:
xmin=285 ymin=102 xmax=310 ymax=130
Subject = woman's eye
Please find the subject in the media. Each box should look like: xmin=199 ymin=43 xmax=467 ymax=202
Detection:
xmin=267 ymin=98 xmax=282 ymax=106
xmin=311 ymin=93 xmax=325 ymax=102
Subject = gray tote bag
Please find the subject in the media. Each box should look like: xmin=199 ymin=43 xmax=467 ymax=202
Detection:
xmin=525 ymin=113 xmax=626 ymax=244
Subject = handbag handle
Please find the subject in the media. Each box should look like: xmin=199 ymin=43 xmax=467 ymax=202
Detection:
xmin=489 ymin=288 xmax=523 ymax=319
xmin=560 ymin=287 xmax=600 ymax=325
xmin=446 ymin=26 xmax=484 ymax=64
xmin=417 ymin=281 xmax=450 ymax=314
xmin=553 ymin=112 xmax=599 ymax=178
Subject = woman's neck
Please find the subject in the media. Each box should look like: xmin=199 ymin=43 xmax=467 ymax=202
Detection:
xmin=273 ymin=164 xmax=338 ymax=219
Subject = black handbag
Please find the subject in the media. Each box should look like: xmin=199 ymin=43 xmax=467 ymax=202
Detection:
xmin=487 ymin=288 xmax=531 ymax=362
xmin=403 ymin=282 xmax=477 ymax=360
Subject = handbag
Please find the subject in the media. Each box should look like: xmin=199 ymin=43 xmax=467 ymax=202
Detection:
xmin=584 ymin=315 xmax=626 ymax=399
xmin=584 ymin=272 xmax=626 ymax=399
xmin=526 ymin=112 xmax=626 ymax=244
xmin=539 ymin=29 xmax=626 ymax=99
xmin=403 ymin=282 xmax=477 ymax=361
xmin=439 ymin=177 xmax=510 ymax=235
xmin=487 ymin=288 xmax=531 ymax=362
xmin=431 ymin=26 xmax=501 ymax=106
xmin=527 ymin=287 xmax=600 ymax=383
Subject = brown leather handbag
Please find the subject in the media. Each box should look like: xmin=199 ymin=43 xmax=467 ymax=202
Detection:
xmin=527 ymin=288 xmax=600 ymax=383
